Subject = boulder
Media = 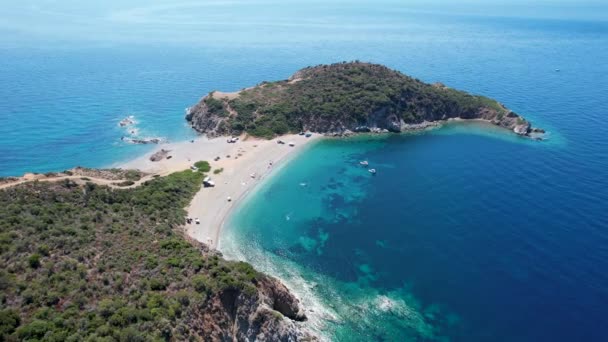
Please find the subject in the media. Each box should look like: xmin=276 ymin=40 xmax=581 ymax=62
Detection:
xmin=513 ymin=122 xmax=531 ymax=135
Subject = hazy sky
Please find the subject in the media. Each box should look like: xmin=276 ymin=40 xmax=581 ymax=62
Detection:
xmin=0 ymin=0 xmax=606 ymax=47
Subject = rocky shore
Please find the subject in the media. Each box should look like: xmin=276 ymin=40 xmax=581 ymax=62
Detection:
xmin=190 ymin=241 xmax=315 ymax=341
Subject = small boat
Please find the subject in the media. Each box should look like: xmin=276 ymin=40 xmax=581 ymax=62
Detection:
xmin=360 ymin=161 xmax=369 ymax=166
xmin=288 ymin=142 xmax=295 ymax=146
xmin=195 ymin=218 xmax=200 ymax=224
xmin=305 ymin=132 xmax=312 ymax=137
xmin=368 ymin=168 xmax=377 ymax=174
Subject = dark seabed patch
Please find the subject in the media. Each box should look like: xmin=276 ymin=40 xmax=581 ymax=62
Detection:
xmin=222 ymin=121 xmax=608 ymax=340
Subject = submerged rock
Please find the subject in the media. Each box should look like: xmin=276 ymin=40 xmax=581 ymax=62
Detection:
xmin=119 ymin=115 xmax=135 ymax=127
xmin=122 ymin=137 xmax=162 ymax=144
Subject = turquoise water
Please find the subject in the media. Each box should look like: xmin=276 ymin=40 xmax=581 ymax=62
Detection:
xmin=2 ymin=3 xmax=606 ymax=176
xmin=2 ymin=2 xmax=608 ymax=341
xmin=223 ymin=123 xmax=607 ymax=341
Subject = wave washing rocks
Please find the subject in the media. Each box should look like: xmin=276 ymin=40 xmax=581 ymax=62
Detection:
xmin=118 ymin=115 xmax=165 ymax=144
xmin=119 ymin=115 xmax=135 ymax=127
xmin=122 ymin=136 xmax=163 ymax=144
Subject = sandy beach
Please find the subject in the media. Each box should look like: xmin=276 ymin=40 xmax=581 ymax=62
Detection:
xmin=122 ymin=133 xmax=321 ymax=248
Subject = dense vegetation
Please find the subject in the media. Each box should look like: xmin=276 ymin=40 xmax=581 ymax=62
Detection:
xmin=193 ymin=161 xmax=211 ymax=173
xmin=194 ymin=62 xmax=515 ymax=138
xmin=0 ymin=171 xmax=261 ymax=341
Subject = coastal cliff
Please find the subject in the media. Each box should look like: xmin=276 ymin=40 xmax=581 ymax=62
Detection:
xmin=0 ymin=172 xmax=313 ymax=341
xmin=186 ymin=62 xmax=542 ymax=138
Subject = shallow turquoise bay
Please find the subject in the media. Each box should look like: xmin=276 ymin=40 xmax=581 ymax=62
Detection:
xmin=2 ymin=2 xmax=608 ymax=340
xmin=222 ymin=123 xmax=607 ymax=341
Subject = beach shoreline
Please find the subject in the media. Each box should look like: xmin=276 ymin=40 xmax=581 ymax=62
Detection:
xmin=121 ymin=133 xmax=322 ymax=249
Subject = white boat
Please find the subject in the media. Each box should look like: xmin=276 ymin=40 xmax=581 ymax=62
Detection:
xmin=195 ymin=218 xmax=200 ymax=224
xmin=360 ymin=160 xmax=369 ymax=166
xmin=288 ymin=142 xmax=295 ymax=146
xmin=368 ymin=168 xmax=377 ymax=174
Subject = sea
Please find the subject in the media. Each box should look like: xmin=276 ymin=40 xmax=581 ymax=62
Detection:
xmin=1 ymin=1 xmax=608 ymax=341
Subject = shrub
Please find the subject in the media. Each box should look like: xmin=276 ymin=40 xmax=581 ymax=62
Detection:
xmin=37 ymin=244 xmax=50 ymax=256
xmin=28 ymin=253 xmax=41 ymax=269
xmin=0 ymin=309 xmax=20 ymax=338
xmin=213 ymin=168 xmax=223 ymax=175
xmin=149 ymin=278 xmax=168 ymax=291
xmin=124 ymin=170 xmax=142 ymax=181
xmin=192 ymin=275 xmax=211 ymax=294
xmin=204 ymin=96 xmax=229 ymax=117
xmin=16 ymin=320 xmax=53 ymax=340
xmin=193 ymin=161 xmax=211 ymax=172
xmin=114 ymin=180 xmax=135 ymax=187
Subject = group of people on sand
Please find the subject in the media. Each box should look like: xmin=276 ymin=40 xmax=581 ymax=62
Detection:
xmin=186 ymin=217 xmax=200 ymax=225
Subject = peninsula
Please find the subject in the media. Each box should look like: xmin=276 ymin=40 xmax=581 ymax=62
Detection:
xmin=0 ymin=62 xmax=543 ymax=341
xmin=186 ymin=61 xmax=543 ymax=138
xmin=0 ymin=170 xmax=313 ymax=341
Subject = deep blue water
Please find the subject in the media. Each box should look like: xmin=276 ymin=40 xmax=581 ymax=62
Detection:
xmin=2 ymin=2 xmax=608 ymax=341
xmin=223 ymin=123 xmax=608 ymax=340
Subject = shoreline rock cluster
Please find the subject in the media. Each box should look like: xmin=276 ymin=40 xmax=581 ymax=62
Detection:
xmin=121 ymin=136 xmax=162 ymax=144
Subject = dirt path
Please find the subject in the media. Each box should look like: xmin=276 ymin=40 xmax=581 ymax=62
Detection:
xmin=0 ymin=173 xmax=159 ymax=190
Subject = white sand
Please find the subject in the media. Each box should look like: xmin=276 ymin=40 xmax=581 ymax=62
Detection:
xmin=121 ymin=134 xmax=321 ymax=248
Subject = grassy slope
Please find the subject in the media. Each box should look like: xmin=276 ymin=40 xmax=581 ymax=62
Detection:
xmin=0 ymin=171 xmax=260 ymax=341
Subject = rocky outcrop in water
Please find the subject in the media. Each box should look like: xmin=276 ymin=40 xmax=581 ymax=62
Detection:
xmin=119 ymin=115 xmax=135 ymax=127
xmin=186 ymin=62 xmax=543 ymax=139
xmin=122 ymin=137 xmax=162 ymax=144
